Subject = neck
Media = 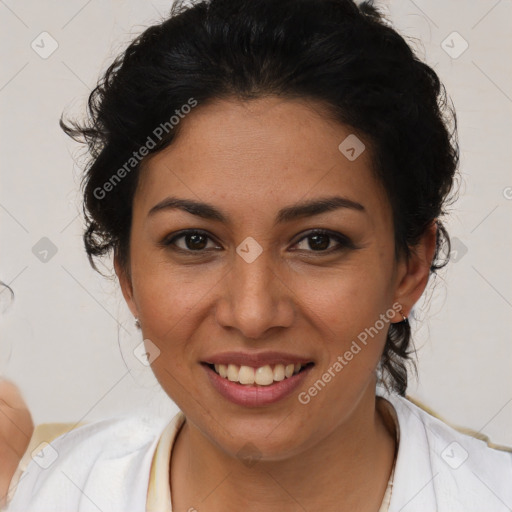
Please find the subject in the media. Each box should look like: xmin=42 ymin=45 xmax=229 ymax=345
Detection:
xmin=170 ymin=384 xmax=397 ymax=512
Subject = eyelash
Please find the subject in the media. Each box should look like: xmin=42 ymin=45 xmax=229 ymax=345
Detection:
xmin=161 ymin=228 xmax=355 ymax=255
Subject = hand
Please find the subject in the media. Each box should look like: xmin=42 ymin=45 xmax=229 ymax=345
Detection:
xmin=0 ymin=379 xmax=34 ymax=508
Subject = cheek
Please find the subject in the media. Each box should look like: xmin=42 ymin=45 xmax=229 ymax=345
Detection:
xmin=132 ymin=257 xmax=214 ymax=333
xmin=129 ymin=270 xmax=211 ymax=398
xmin=132 ymin=264 xmax=211 ymax=405
xmin=297 ymin=272 xmax=392 ymax=423
xmin=296 ymin=262 xmax=394 ymax=393
xmin=297 ymin=260 xmax=393 ymax=335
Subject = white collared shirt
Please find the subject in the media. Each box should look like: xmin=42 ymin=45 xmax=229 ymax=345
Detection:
xmin=5 ymin=389 xmax=511 ymax=511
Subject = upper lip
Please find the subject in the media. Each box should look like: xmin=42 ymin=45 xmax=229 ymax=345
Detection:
xmin=202 ymin=351 xmax=314 ymax=368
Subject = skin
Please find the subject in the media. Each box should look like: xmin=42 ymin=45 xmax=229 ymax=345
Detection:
xmin=0 ymin=379 xmax=34 ymax=507
xmin=116 ymin=96 xmax=437 ymax=511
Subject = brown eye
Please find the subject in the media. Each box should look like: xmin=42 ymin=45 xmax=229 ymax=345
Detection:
xmin=163 ymin=230 xmax=220 ymax=252
xmin=182 ymin=232 xmax=208 ymax=250
xmin=305 ymin=233 xmax=331 ymax=251
xmin=292 ymin=229 xmax=355 ymax=253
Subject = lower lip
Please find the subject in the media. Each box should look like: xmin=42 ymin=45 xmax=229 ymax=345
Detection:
xmin=202 ymin=363 xmax=314 ymax=407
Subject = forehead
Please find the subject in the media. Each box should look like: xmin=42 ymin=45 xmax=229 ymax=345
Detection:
xmin=135 ymin=96 xmax=390 ymax=223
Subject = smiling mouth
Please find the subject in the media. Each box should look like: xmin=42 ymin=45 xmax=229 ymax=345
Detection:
xmin=203 ymin=362 xmax=315 ymax=386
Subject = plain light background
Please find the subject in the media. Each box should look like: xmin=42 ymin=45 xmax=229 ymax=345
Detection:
xmin=1 ymin=0 xmax=511 ymax=445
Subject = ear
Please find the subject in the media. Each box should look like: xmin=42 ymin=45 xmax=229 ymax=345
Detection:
xmin=114 ymin=251 xmax=139 ymax=319
xmin=392 ymin=220 xmax=438 ymax=320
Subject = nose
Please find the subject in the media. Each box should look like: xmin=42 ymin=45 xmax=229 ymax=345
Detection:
xmin=214 ymin=246 xmax=295 ymax=339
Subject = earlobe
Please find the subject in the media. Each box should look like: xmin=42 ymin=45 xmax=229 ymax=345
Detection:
xmin=114 ymin=252 xmax=138 ymax=319
xmin=392 ymin=221 xmax=438 ymax=320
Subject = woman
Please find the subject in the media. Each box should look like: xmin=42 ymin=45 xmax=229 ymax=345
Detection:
xmin=3 ymin=0 xmax=511 ymax=510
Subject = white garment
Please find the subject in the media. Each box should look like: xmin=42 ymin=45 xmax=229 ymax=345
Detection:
xmin=379 ymin=389 xmax=512 ymax=511
xmin=5 ymin=414 xmax=169 ymax=512
xmin=5 ymin=389 xmax=512 ymax=511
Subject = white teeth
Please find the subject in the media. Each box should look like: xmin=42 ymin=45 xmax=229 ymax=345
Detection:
xmin=239 ymin=365 xmax=255 ymax=385
xmin=218 ymin=364 xmax=228 ymax=378
xmin=227 ymin=364 xmax=239 ymax=382
xmin=254 ymin=365 xmax=274 ymax=385
xmin=273 ymin=364 xmax=285 ymax=381
xmin=211 ymin=362 xmax=307 ymax=385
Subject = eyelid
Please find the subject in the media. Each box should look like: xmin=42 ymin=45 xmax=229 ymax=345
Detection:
xmin=291 ymin=228 xmax=356 ymax=251
xmin=161 ymin=229 xmax=221 ymax=251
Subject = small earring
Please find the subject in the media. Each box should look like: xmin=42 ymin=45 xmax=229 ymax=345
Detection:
xmin=398 ymin=308 xmax=408 ymax=324
xmin=134 ymin=318 xmax=141 ymax=329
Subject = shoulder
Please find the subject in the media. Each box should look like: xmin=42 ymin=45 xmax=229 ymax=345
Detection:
xmin=399 ymin=393 xmax=512 ymax=464
xmin=22 ymin=414 xmax=169 ymax=469
xmin=405 ymin=394 xmax=512 ymax=453
xmin=6 ymin=414 xmax=171 ymax=512
xmin=5 ymin=421 xmax=85 ymax=507
xmin=380 ymin=390 xmax=512 ymax=511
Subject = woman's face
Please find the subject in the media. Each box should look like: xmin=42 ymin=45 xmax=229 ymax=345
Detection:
xmin=117 ymin=96 xmax=433 ymax=460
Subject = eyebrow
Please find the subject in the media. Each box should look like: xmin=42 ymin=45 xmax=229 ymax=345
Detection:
xmin=147 ymin=195 xmax=366 ymax=225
